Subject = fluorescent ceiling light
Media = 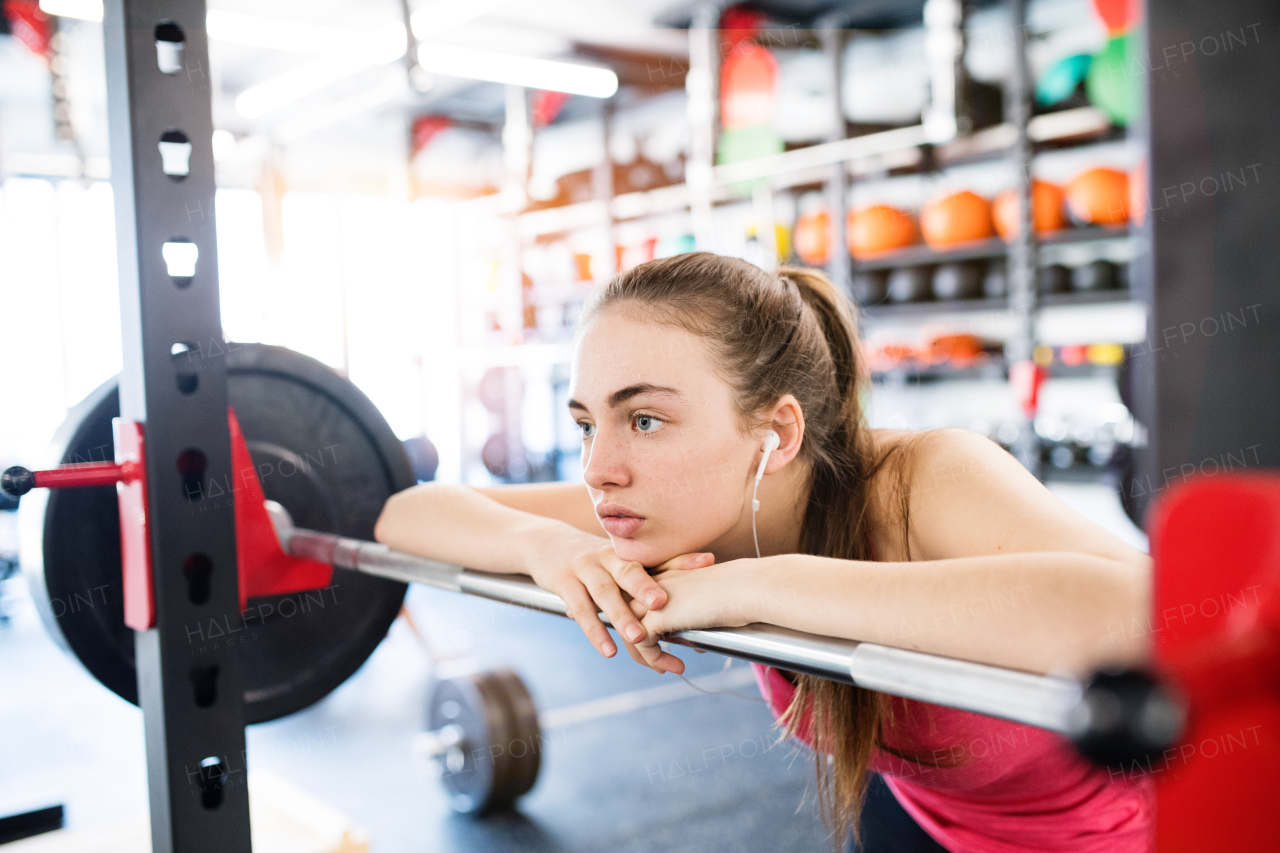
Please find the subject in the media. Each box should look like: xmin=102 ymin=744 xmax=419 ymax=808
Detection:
xmin=416 ymin=44 xmax=617 ymax=97
xmin=38 ymin=0 xmax=102 ymax=21
xmin=272 ymin=75 xmax=405 ymax=144
xmin=205 ymin=11 xmax=351 ymax=55
xmin=233 ymin=2 xmax=511 ymax=119
xmin=235 ymin=23 xmax=407 ymax=119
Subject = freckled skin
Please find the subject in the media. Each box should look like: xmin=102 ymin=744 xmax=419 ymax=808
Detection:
xmin=570 ymin=307 xmax=759 ymax=568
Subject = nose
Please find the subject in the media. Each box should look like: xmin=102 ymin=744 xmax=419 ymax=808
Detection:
xmin=582 ymin=427 xmax=632 ymax=491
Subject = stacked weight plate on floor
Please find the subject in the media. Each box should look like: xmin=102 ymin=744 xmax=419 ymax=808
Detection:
xmin=19 ymin=343 xmax=414 ymax=723
xmin=424 ymin=667 xmax=542 ymax=814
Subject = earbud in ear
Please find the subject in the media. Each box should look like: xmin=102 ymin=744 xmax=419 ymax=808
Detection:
xmin=751 ymin=431 xmax=782 ymax=549
xmin=755 ymin=430 xmax=780 ymax=486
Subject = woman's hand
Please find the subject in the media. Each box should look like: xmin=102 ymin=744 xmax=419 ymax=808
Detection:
xmin=626 ymin=558 xmax=765 ymax=674
xmin=522 ymin=525 xmax=713 ymax=661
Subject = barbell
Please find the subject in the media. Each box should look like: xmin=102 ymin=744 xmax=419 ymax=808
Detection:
xmin=3 ymin=343 xmax=1190 ymax=815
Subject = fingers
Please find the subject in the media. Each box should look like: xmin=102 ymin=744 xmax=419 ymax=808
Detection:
xmin=654 ymin=552 xmax=716 ymax=573
xmin=632 ymin=635 xmax=686 ymax=674
xmin=560 ymin=582 xmax=617 ymax=658
xmin=583 ymin=568 xmax=649 ymax=647
xmin=606 ymin=555 xmax=668 ymax=610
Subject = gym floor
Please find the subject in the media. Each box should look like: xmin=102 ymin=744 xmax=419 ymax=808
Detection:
xmin=0 ymin=481 xmax=1143 ymax=853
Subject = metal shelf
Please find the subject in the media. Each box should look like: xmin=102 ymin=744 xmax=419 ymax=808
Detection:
xmin=853 ymin=226 xmax=1130 ymax=271
xmin=513 ymin=108 xmax=1119 ymax=238
xmin=860 ymin=286 xmax=1134 ymax=319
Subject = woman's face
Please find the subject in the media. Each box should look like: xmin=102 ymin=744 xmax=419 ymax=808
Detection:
xmin=569 ymin=306 xmax=758 ymax=566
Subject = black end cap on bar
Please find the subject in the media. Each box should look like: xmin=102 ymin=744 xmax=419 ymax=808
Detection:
xmin=0 ymin=466 xmax=35 ymax=499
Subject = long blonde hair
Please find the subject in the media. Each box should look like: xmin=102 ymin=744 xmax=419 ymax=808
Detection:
xmin=581 ymin=252 xmax=943 ymax=843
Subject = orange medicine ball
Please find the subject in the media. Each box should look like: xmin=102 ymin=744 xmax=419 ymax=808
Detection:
xmin=847 ymin=205 xmax=918 ymax=257
xmin=1065 ymin=167 xmax=1131 ymax=225
xmin=794 ymin=209 xmax=831 ymax=266
xmin=921 ymin=190 xmax=994 ymax=248
xmin=993 ymin=181 xmax=1067 ymax=239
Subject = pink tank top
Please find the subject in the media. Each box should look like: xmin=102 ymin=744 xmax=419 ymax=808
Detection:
xmin=751 ymin=545 xmax=1153 ymax=851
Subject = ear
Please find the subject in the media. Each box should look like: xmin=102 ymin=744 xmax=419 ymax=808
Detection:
xmin=762 ymin=395 xmax=804 ymax=476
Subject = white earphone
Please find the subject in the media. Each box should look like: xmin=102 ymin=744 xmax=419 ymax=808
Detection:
xmin=752 ymin=430 xmax=780 ymax=558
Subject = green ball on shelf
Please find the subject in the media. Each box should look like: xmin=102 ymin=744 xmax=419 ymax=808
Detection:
xmin=1036 ymin=53 xmax=1093 ymax=106
xmin=1086 ymin=33 xmax=1136 ymax=125
xmin=716 ymin=125 xmax=785 ymax=195
xmin=655 ymin=234 xmax=696 ymax=259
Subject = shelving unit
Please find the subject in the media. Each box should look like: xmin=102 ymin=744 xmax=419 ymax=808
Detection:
xmin=511 ymin=106 xmax=1118 ymax=239
xmin=459 ymin=0 xmax=1142 ymax=485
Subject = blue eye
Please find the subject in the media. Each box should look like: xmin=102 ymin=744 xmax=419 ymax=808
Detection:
xmin=577 ymin=421 xmax=595 ymax=439
xmin=635 ymin=415 xmax=663 ymax=433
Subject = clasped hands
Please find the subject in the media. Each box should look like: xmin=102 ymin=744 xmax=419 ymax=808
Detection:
xmin=524 ymin=530 xmax=758 ymax=675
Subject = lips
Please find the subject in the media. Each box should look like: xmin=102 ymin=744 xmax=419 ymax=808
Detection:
xmin=597 ymin=502 xmax=645 ymax=538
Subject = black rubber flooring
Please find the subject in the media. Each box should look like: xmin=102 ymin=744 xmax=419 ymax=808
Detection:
xmin=0 ymin=577 xmax=831 ymax=852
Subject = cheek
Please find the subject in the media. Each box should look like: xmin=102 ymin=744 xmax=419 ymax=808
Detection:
xmin=635 ymin=451 xmax=745 ymax=543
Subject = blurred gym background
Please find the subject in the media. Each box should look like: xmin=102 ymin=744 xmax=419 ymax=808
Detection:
xmin=0 ymin=0 xmax=1152 ymax=850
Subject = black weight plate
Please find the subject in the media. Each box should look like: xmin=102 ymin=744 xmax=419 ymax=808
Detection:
xmin=427 ymin=672 xmax=497 ymax=813
xmin=426 ymin=667 xmax=542 ymax=814
xmin=21 ymin=343 xmax=414 ymax=723
xmin=486 ymin=669 xmax=541 ymax=807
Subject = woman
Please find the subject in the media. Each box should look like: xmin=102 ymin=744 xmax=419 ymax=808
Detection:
xmin=375 ymin=252 xmax=1153 ymax=852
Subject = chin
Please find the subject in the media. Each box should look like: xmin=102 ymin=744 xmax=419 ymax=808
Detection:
xmin=611 ymin=535 xmax=708 ymax=570
xmin=608 ymin=537 xmax=649 ymax=563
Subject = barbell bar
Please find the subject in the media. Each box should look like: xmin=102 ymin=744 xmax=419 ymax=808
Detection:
xmin=265 ymin=502 xmax=1089 ymax=735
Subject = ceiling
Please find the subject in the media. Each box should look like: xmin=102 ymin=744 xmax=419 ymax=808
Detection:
xmin=205 ymin=0 xmax=694 ymax=137
xmin=0 ymin=0 xmax=696 ymax=179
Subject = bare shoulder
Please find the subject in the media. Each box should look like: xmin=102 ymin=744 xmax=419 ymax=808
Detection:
xmin=473 ymin=480 xmax=602 ymax=537
xmin=869 ymin=427 xmax=1148 ymax=566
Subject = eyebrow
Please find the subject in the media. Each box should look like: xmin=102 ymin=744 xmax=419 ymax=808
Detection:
xmin=567 ymin=383 xmax=684 ymax=413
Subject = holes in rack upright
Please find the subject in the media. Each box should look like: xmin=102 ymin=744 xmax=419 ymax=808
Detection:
xmin=190 ymin=664 xmax=220 ymax=708
xmin=171 ymin=342 xmax=200 ymax=394
xmin=155 ymin=21 xmax=185 ymax=74
xmin=162 ymin=239 xmax=197 ymax=286
xmin=198 ymin=756 xmax=227 ymax=809
xmin=176 ymin=448 xmax=207 ymax=502
xmin=158 ymin=129 xmax=192 ymax=178
xmin=183 ymin=553 xmax=213 ymax=604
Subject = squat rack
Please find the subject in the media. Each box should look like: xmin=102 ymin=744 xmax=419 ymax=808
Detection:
xmin=88 ymin=1 xmax=1280 ymax=851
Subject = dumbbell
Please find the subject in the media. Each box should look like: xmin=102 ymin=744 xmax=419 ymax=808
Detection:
xmin=887 ymin=266 xmax=934 ymax=303
xmin=1071 ymin=260 xmax=1119 ymax=291
xmin=852 ymin=270 xmax=890 ymax=305
xmin=931 ymin=261 xmax=986 ymax=301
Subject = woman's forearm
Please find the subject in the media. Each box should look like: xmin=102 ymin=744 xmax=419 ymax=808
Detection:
xmin=746 ymin=552 xmax=1151 ymax=676
xmin=373 ymin=482 xmax=605 ymax=575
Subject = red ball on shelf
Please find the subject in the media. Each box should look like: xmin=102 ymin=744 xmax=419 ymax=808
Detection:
xmin=921 ymin=190 xmax=994 ymax=248
xmin=993 ymin=181 xmax=1067 ymax=239
xmin=848 ymin=205 xmax=918 ymax=258
xmin=1065 ymin=167 xmax=1131 ymax=226
xmin=794 ymin=209 xmax=832 ymax=266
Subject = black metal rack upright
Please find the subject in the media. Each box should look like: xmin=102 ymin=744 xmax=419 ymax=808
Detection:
xmin=1136 ymin=0 xmax=1280 ymax=505
xmin=103 ymin=1 xmax=252 ymax=850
